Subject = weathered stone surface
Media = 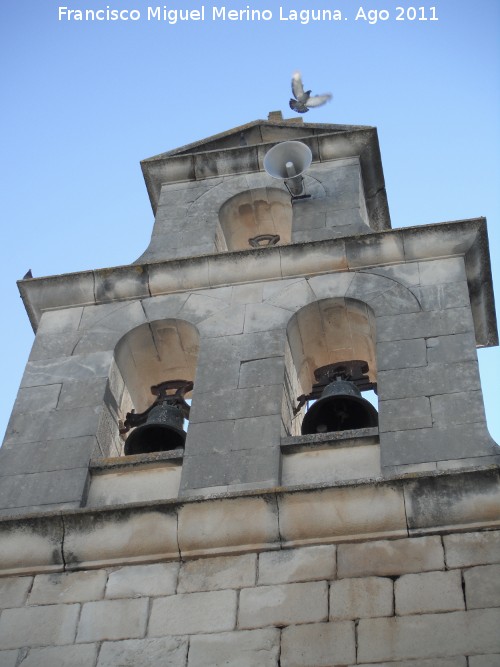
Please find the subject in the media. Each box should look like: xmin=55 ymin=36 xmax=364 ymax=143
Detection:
xmin=395 ymin=570 xmax=465 ymax=615
xmin=377 ymin=338 xmax=427 ymax=371
xmin=106 ymin=562 xmax=179 ymax=599
xmin=403 ymin=470 xmax=500 ymax=533
xmin=29 ymin=570 xmax=107 ymax=605
xmin=63 ymin=507 xmax=179 ymax=570
xmin=464 ymin=564 xmax=500 ymax=609
xmin=13 ymin=384 xmax=62 ymax=414
xmin=444 ymin=531 xmax=500 ymax=568
xmin=0 ymin=604 xmax=79 ymax=649
xmin=330 ymin=576 xmax=393 ymax=620
xmin=0 ymin=650 xmax=18 ymax=667
xmin=178 ymin=554 xmax=256 ymax=593
xmin=76 ymin=598 xmax=148 ymax=642
xmin=149 ymin=589 xmax=237 ymax=636
xmin=430 ymin=390 xmax=486 ymax=427
xmin=280 ymin=621 xmax=356 ymax=667
xmin=19 ymin=644 xmax=98 ymax=667
xmin=97 ymin=636 xmax=188 ymax=667
xmin=0 ymin=436 xmax=96 ymax=477
xmin=87 ymin=464 xmax=182 ymax=507
xmin=469 ymin=657 xmax=500 ymax=667
xmin=378 ymin=361 xmax=480 ymax=401
xmin=357 ymin=609 xmax=500 ymax=662
xmin=258 ymin=545 xmax=336 ymax=586
xmin=238 ymin=581 xmax=328 ymax=629
xmin=188 ymin=629 xmax=280 ymax=667
xmin=178 ymin=495 xmax=280 ymax=558
xmin=38 ymin=307 xmax=84 ymax=334
xmin=337 ymin=536 xmax=444 ymax=578
xmin=20 ymin=351 xmax=113 ymax=388
xmin=378 ymin=396 xmax=432 ymax=432
xmin=356 ymin=659 xmax=467 ymax=667
xmin=278 ymin=485 xmax=407 ymax=547
xmin=281 ymin=443 xmax=381 ymax=486
xmin=426 ymin=332 xmax=478 ymax=364
xmin=0 ymin=515 xmax=64 ymax=576
xmin=0 ymin=576 xmax=32 ymax=609
xmin=376 ymin=308 xmax=474 ymax=343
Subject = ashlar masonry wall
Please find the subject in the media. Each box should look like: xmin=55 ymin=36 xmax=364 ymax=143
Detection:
xmin=0 ymin=529 xmax=499 ymax=667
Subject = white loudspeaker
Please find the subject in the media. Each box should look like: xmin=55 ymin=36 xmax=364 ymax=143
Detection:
xmin=263 ymin=141 xmax=312 ymax=197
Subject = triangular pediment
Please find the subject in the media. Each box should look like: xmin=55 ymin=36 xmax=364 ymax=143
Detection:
xmin=144 ymin=113 xmax=373 ymax=161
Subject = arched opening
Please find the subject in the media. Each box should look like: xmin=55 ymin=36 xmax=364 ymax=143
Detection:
xmin=217 ymin=187 xmax=292 ymax=251
xmin=283 ymin=298 xmax=377 ymax=436
xmin=114 ymin=319 xmax=199 ymax=454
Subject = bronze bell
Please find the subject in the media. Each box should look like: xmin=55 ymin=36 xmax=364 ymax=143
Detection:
xmin=123 ymin=380 xmax=192 ymax=456
xmin=295 ymin=360 xmax=378 ymax=436
xmin=301 ymin=378 xmax=378 ymax=435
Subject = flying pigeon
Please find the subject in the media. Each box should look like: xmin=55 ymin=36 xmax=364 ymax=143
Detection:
xmin=289 ymin=71 xmax=332 ymax=113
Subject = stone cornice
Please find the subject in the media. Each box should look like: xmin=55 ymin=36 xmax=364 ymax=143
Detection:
xmin=0 ymin=467 xmax=498 ymax=577
xmin=18 ymin=218 xmax=498 ymax=347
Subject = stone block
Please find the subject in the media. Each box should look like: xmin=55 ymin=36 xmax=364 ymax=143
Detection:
xmin=258 ymin=545 xmax=336 ymax=586
xmin=79 ymin=300 xmax=147 ymax=333
xmin=14 ymin=384 xmax=61 ymax=414
xmin=94 ymin=266 xmax=150 ymax=304
xmin=238 ymin=581 xmax=328 ymax=629
xmin=57 ymin=378 xmax=108 ymax=410
xmin=188 ymin=629 xmax=280 ymax=667
xmin=208 ymin=248 xmax=282 ymax=287
xmin=106 ymin=562 xmax=179 ymax=598
xmin=267 ymin=279 xmax=316 ymax=313
xmin=278 ymin=484 xmax=407 ymax=548
xmin=76 ymin=598 xmax=148 ymax=642
xmin=430 ymin=390 xmax=486 ymax=427
xmin=357 ymin=609 xmax=500 ymax=662
xmin=29 ymin=570 xmax=107 ymax=605
xmin=377 ymin=339 xmax=427 ymax=371
xmin=232 ymin=414 xmax=281 ymax=450
xmin=280 ymin=240 xmax=348 ymax=278
xmin=0 ymin=603 xmax=79 ymax=649
xmin=444 ymin=531 xmax=500 ymax=568
xmin=21 ymin=351 xmax=113 ymax=388
xmin=378 ymin=397 xmax=432 ymax=432
xmin=426 ymin=332 xmax=478 ymax=364
xmin=378 ymin=361 xmax=481 ymax=401
xmin=366 ymin=282 xmax=421 ymax=316
xmin=307 ymin=272 xmax=354 ymax=300
xmin=356 ymin=659 xmax=467 ymax=667
xmin=97 ymin=636 xmax=188 ymax=667
xmin=418 ymin=257 xmax=467 ymax=285
xmin=330 ymin=576 xmax=393 ymax=620
xmin=280 ymin=620 xmax=356 ymax=667
xmin=184 ymin=421 xmax=235 ymax=455
xmin=238 ymin=356 xmax=285 ymax=388
xmin=415 ymin=281 xmax=470 ymax=311
xmin=403 ymin=470 xmax=500 ymax=534
xmin=337 ymin=536 xmax=444 ymax=578
xmin=0 ymin=515 xmax=63 ymax=577
xmin=345 ymin=233 xmax=405 ymax=269
xmin=469 ymin=657 xmax=500 ymax=667
xmin=178 ymin=553 xmax=256 ymax=593
xmin=0 ymin=468 xmax=89 ymax=513
xmin=189 ymin=384 xmax=282 ymax=423
xmin=381 ymin=423 xmax=497 ymax=467
xmin=19 ymin=644 xmax=98 ymax=667
xmin=38 ymin=307 xmax=84 ymax=334
xmin=395 ymin=570 xmax=464 ymax=615
xmin=149 ymin=589 xmax=237 ymax=636
xmin=4 ymin=405 xmax=101 ymax=445
xmin=180 ymin=445 xmax=280 ymax=491
xmin=0 ymin=576 xmax=32 ymax=609
xmin=0 ymin=650 xmax=18 ymax=667
xmin=376 ymin=307 xmax=474 ymax=343
xmin=63 ymin=507 xmax=179 ymax=570
xmin=178 ymin=495 xmax=280 ymax=558
xmin=281 ymin=443 xmax=381 ymax=486
xmin=0 ymin=436 xmax=95 ymax=477
xmin=29 ymin=331 xmax=80 ymax=361
xmin=464 ymin=564 xmax=500 ymax=609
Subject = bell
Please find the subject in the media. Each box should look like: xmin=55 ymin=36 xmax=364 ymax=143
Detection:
xmin=301 ymin=379 xmax=378 ymax=435
xmin=124 ymin=401 xmax=186 ymax=455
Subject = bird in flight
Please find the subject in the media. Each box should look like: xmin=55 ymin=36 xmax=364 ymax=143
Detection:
xmin=289 ymin=71 xmax=332 ymax=113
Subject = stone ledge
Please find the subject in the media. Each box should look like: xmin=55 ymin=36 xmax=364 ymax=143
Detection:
xmin=17 ymin=219 xmax=497 ymax=348
xmin=281 ymin=428 xmax=379 ymax=453
xmin=0 ymin=466 xmax=498 ymax=577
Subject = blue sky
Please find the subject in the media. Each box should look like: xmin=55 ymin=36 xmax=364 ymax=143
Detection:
xmin=1 ymin=0 xmax=499 ymax=441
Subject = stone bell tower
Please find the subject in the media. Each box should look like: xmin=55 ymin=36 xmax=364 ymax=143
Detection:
xmin=0 ymin=113 xmax=499 ymax=666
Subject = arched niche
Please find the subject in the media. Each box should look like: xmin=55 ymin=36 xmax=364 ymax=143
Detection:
xmin=218 ymin=187 xmax=292 ymax=251
xmin=114 ymin=319 xmax=199 ymax=415
xmin=283 ymin=298 xmax=377 ymax=435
